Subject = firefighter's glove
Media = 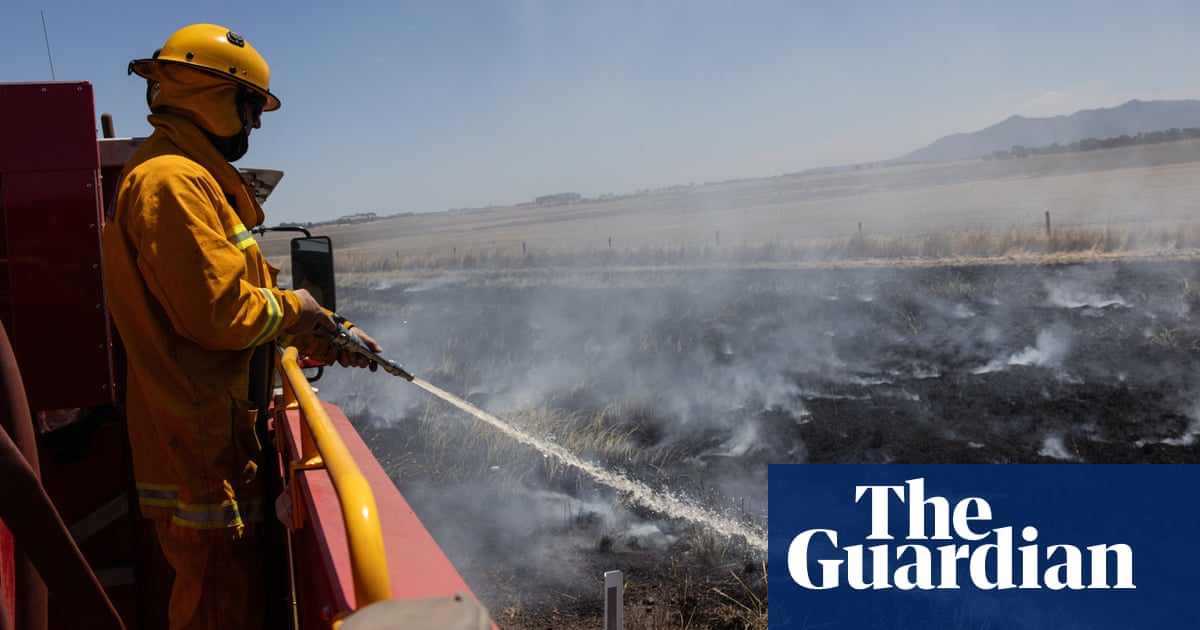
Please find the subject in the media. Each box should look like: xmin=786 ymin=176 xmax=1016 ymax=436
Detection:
xmin=336 ymin=324 xmax=381 ymax=372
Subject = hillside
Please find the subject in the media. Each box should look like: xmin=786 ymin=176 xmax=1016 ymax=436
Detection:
xmin=895 ymin=99 xmax=1200 ymax=163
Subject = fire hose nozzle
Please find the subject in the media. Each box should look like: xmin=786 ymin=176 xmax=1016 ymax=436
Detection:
xmin=324 ymin=321 xmax=415 ymax=381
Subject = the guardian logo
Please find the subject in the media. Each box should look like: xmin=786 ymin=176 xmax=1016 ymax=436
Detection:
xmin=787 ymin=477 xmax=1135 ymax=591
xmin=769 ymin=465 xmax=1198 ymax=629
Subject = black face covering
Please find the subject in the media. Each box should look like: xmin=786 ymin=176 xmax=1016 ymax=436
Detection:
xmin=201 ymin=88 xmax=264 ymax=163
xmin=202 ymin=128 xmax=250 ymax=162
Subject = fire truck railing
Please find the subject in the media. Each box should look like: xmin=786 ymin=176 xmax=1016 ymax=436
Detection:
xmin=276 ymin=346 xmax=392 ymax=608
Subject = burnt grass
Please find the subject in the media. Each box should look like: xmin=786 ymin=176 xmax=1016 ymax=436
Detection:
xmin=334 ymin=258 xmax=1200 ymax=628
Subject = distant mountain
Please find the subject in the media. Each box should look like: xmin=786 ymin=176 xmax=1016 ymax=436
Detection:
xmin=894 ymin=99 xmax=1200 ymax=163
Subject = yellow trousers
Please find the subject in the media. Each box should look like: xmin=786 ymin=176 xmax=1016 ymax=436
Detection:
xmin=154 ymin=521 xmax=265 ymax=629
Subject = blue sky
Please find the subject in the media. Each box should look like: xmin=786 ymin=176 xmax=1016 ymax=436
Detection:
xmin=4 ymin=1 xmax=1199 ymax=224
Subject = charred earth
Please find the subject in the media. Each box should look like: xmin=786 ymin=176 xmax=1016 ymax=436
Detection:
xmin=321 ymin=258 xmax=1200 ymax=628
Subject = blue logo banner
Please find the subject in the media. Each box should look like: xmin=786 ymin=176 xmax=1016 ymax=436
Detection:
xmin=768 ymin=465 xmax=1200 ymax=629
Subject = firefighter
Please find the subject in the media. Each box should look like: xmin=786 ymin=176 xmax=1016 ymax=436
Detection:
xmin=103 ymin=23 xmax=381 ymax=629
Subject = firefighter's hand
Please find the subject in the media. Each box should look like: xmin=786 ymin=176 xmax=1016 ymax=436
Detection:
xmin=340 ymin=327 xmax=381 ymax=372
xmin=285 ymin=289 xmax=336 ymax=335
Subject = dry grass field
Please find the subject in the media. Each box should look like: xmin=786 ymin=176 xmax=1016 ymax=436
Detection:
xmin=260 ymin=138 xmax=1200 ymax=272
xmin=263 ymin=140 xmax=1200 ymax=629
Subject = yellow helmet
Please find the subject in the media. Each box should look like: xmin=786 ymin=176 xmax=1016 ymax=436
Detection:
xmin=129 ymin=23 xmax=280 ymax=111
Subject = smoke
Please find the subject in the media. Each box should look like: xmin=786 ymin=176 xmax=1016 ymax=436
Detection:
xmin=312 ymin=256 xmax=1200 ymax=607
xmin=972 ymin=327 xmax=1072 ymax=375
xmin=1037 ymin=434 xmax=1077 ymax=460
xmin=1043 ymin=269 xmax=1131 ymax=311
xmin=1136 ymin=400 xmax=1200 ymax=447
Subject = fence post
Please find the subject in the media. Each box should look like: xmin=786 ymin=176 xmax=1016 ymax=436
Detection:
xmin=604 ymin=570 xmax=623 ymax=630
xmin=1045 ymin=211 xmax=1051 ymax=236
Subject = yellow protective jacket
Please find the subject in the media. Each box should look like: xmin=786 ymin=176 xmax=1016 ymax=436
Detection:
xmin=103 ymin=84 xmax=318 ymax=540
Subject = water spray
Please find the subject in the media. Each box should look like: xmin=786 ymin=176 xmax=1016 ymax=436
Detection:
xmin=320 ymin=317 xmax=768 ymax=553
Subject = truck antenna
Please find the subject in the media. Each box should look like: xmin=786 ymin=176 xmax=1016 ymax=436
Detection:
xmin=40 ymin=10 xmax=56 ymax=80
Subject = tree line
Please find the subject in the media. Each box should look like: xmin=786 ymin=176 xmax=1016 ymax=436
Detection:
xmin=983 ymin=127 xmax=1200 ymax=161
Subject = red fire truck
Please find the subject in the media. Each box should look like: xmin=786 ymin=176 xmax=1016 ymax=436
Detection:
xmin=0 ymin=81 xmax=493 ymax=630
